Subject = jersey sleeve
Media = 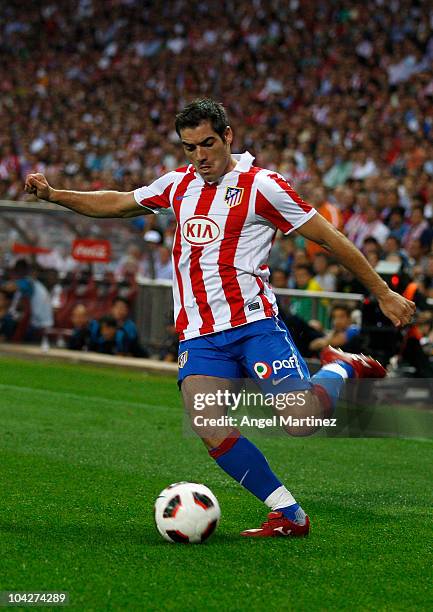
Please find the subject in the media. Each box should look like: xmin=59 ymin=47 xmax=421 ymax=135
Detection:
xmin=133 ymin=171 xmax=178 ymax=214
xmin=255 ymin=172 xmax=316 ymax=234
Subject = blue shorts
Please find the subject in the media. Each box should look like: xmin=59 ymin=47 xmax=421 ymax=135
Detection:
xmin=177 ymin=317 xmax=312 ymax=391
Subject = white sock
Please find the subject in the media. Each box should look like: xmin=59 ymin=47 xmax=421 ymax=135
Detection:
xmin=320 ymin=363 xmax=349 ymax=379
xmin=264 ymin=485 xmax=296 ymax=510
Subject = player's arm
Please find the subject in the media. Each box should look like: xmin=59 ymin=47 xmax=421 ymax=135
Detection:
xmin=297 ymin=213 xmax=416 ymax=327
xmin=24 ymin=173 xmax=149 ymax=218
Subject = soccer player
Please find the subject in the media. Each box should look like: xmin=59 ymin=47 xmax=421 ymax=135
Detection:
xmin=24 ymin=99 xmax=415 ymax=537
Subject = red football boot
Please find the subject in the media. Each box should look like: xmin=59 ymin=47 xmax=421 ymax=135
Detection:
xmin=320 ymin=346 xmax=387 ymax=378
xmin=240 ymin=512 xmax=310 ymax=538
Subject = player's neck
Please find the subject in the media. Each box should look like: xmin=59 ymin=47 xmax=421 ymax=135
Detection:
xmin=224 ymin=155 xmax=237 ymax=174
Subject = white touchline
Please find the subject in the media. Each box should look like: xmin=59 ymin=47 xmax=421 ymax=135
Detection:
xmin=0 ymin=383 xmax=167 ymax=411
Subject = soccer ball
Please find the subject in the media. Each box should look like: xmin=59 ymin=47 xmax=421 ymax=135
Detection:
xmin=154 ymin=482 xmax=220 ymax=543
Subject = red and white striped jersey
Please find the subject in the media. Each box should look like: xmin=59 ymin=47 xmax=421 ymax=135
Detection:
xmin=134 ymin=152 xmax=316 ymax=340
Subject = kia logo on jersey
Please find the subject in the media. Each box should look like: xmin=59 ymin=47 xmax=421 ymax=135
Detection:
xmin=182 ymin=216 xmax=221 ymax=245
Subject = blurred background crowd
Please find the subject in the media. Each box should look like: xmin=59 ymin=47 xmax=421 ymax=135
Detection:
xmin=1 ymin=0 xmax=433 ymax=373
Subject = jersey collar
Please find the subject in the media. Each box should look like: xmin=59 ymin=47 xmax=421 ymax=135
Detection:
xmin=231 ymin=151 xmax=255 ymax=173
xmin=191 ymin=151 xmax=255 ymax=184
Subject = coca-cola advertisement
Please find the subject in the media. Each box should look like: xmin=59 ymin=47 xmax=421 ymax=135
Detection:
xmin=72 ymin=239 xmax=111 ymax=263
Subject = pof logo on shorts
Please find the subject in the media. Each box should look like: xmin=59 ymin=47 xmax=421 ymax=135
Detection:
xmin=253 ymin=361 xmax=272 ymax=379
xmin=178 ymin=350 xmax=189 ymax=368
xmin=272 ymin=356 xmax=299 ymax=374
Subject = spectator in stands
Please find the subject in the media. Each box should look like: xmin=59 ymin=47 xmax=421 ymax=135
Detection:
xmin=422 ymin=254 xmax=433 ymax=299
xmin=271 ymin=267 xmax=324 ymax=358
xmin=160 ymin=320 xmax=179 ymax=363
xmin=110 ymin=297 xmax=147 ymax=357
xmin=154 ymin=245 xmax=173 ymax=280
xmin=2 ymin=0 xmax=433 ymax=359
xmin=67 ymin=303 xmax=90 ymax=351
xmin=88 ymin=315 xmax=129 ymax=356
xmin=306 ymin=185 xmax=343 ymax=260
xmin=362 ymin=236 xmax=382 ymax=261
xmin=406 ymin=238 xmax=429 ymax=272
xmin=114 ymin=245 xmax=142 ymax=281
xmin=354 ymin=205 xmax=390 ymax=249
xmin=387 ymin=208 xmax=409 ymax=243
xmin=383 ymin=236 xmax=404 ymax=263
xmin=398 ymin=313 xmax=433 ymax=378
xmin=312 ymin=253 xmax=336 ymax=292
xmin=2 ymin=259 xmax=53 ymax=341
xmin=403 ymin=207 xmax=430 ymax=250
xmin=345 ymin=190 xmax=370 ymax=246
xmin=0 ymin=288 xmax=16 ymax=341
xmin=310 ymin=303 xmax=361 ymax=354
xmin=138 ymin=230 xmax=164 ymax=279
xmin=335 ymin=267 xmax=367 ymax=296
xmin=350 ymin=148 xmax=378 ymax=181
xmin=269 ymin=235 xmax=295 ymax=276
xmin=270 ymin=268 xmax=289 ymax=290
xmin=333 ymin=186 xmax=355 ymax=225
xmin=290 ymin=264 xmax=327 ymax=326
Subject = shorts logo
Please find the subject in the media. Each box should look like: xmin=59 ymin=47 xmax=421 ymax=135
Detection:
xmin=224 ymin=186 xmax=244 ymax=208
xmin=182 ymin=216 xmax=220 ymax=245
xmin=178 ymin=350 xmax=189 ymax=368
xmin=253 ymin=361 xmax=272 ymax=379
xmin=272 ymin=356 xmax=300 ymax=374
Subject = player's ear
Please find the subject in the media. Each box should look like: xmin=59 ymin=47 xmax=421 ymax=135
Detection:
xmin=224 ymin=126 xmax=233 ymax=146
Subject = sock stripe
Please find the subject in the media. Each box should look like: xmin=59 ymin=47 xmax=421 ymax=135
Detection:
xmin=208 ymin=429 xmax=241 ymax=459
xmin=321 ymin=362 xmax=351 ymax=378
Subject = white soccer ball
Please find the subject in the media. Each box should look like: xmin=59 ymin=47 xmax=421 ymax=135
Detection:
xmin=154 ymin=482 xmax=221 ymax=543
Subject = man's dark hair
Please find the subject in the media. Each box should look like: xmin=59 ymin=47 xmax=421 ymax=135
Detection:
xmin=13 ymin=259 xmax=30 ymax=275
xmin=294 ymin=264 xmax=313 ymax=276
xmin=270 ymin=268 xmax=288 ymax=279
xmin=99 ymin=315 xmax=117 ymax=329
xmin=113 ymin=297 xmax=130 ymax=308
xmin=363 ymin=236 xmax=379 ymax=247
xmin=175 ymin=98 xmax=229 ymax=140
xmin=386 ymin=235 xmax=401 ymax=247
xmin=331 ymin=302 xmax=352 ymax=317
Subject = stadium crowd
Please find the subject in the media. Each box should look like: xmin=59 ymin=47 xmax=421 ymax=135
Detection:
xmin=1 ymin=0 xmax=433 ymax=370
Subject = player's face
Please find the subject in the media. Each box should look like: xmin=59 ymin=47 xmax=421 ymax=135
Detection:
xmin=180 ymin=121 xmax=234 ymax=182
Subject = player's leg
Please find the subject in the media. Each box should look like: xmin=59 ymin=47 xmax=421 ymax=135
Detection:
xmin=240 ymin=317 xmax=386 ymax=437
xmin=181 ymin=374 xmax=240 ymax=448
xmin=282 ymin=344 xmax=387 ymax=435
xmin=179 ymin=333 xmax=309 ymax=537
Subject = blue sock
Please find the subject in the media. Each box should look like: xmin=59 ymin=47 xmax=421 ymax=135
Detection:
xmin=209 ymin=432 xmax=306 ymax=524
xmin=311 ymin=360 xmax=355 ymax=412
xmin=274 ymin=502 xmax=306 ymax=524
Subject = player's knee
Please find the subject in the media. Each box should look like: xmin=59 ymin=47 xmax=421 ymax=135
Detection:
xmin=278 ymin=390 xmax=323 ymax=437
xmin=189 ymin=415 xmax=234 ymax=447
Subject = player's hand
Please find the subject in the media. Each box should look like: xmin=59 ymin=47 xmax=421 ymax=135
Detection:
xmin=24 ymin=173 xmax=52 ymax=201
xmin=378 ymin=289 xmax=416 ymax=327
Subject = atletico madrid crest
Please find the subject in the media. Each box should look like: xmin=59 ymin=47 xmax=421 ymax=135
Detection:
xmin=178 ymin=350 xmax=189 ymax=368
xmin=224 ymin=186 xmax=244 ymax=208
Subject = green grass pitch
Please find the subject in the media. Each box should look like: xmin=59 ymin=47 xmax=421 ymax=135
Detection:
xmin=0 ymin=357 xmax=432 ymax=611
